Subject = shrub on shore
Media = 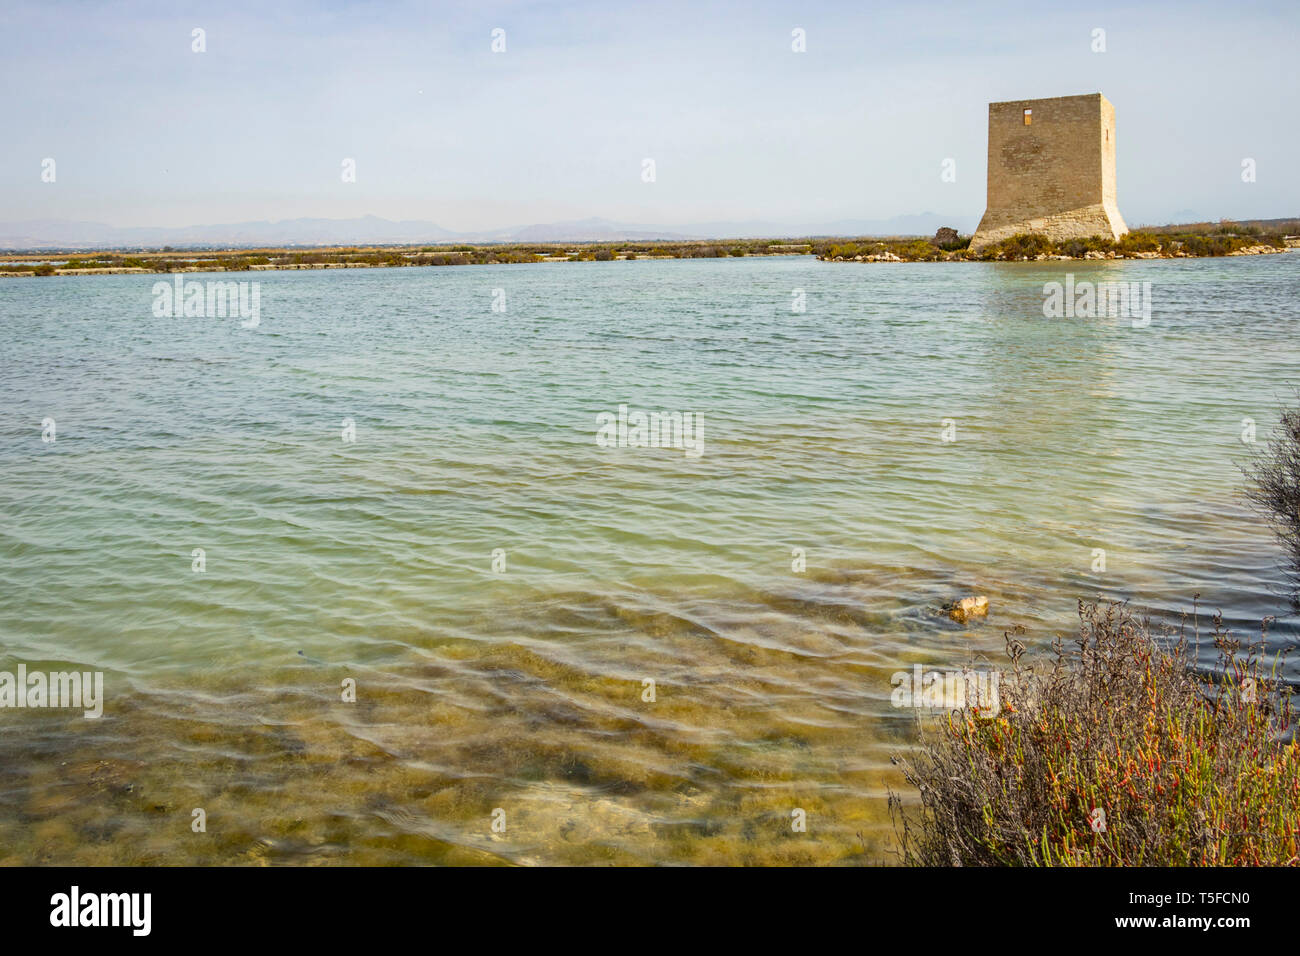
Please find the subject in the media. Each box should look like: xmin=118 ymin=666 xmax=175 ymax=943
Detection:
xmin=976 ymin=233 xmax=1055 ymax=261
xmin=1115 ymin=231 xmax=1161 ymax=254
xmin=890 ymin=600 xmax=1298 ymax=866
xmin=897 ymin=238 xmax=944 ymax=261
xmin=1245 ymin=401 xmax=1300 ymax=611
xmin=808 ymin=224 xmax=1286 ymax=263
xmin=1055 ymin=235 xmax=1115 ymax=258
xmin=1145 ymin=217 xmax=1298 ymax=238
xmin=1179 ymin=235 xmax=1237 ymax=257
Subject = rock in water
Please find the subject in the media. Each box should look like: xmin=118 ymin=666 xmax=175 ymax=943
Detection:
xmin=948 ymin=596 xmax=989 ymax=623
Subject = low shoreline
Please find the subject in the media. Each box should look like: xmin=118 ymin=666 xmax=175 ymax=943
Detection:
xmin=821 ymin=243 xmax=1294 ymax=263
xmin=0 ymin=240 xmax=815 ymax=277
xmin=816 ymin=228 xmax=1299 ymax=263
xmin=2 ymin=231 xmax=1295 ymax=277
xmin=0 ymin=255 xmax=801 ymax=278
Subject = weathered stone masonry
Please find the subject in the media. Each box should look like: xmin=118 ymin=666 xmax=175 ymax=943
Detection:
xmin=970 ymin=93 xmax=1128 ymax=252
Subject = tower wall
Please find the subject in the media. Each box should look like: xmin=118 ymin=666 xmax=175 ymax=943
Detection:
xmin=970 ymin=93 xmax=1127 ymax=252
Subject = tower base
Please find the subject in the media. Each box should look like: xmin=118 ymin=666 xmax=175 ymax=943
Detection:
xmin=970 ymin=201 xmax=1128 ymax=253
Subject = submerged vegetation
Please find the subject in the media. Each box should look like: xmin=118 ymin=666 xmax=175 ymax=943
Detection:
xmin=890 ymin=600 xmax=1299 ymax=866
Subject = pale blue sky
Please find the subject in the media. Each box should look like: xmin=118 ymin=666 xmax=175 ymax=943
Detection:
xmin=2 ymin=0 xmax=1296 ymax=230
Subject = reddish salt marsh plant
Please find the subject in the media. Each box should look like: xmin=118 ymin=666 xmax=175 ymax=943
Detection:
xmin=891 ymin=600 xmax=1299 ymax=866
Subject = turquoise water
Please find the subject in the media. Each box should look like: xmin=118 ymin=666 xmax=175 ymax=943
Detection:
xmin=1 ymin=254 xmax=1297 ymax=864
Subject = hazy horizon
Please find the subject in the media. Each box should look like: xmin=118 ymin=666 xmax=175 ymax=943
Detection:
xmin=3 ymin=0 xmax=1297 ymax=233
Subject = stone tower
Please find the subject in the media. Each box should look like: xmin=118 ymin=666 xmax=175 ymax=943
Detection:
xmin=970 ymin=93 xmax=1127 ymax=252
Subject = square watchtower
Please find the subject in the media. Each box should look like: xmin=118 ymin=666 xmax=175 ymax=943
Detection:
xmin=970 ymin=93 xmax=1128 ymax=252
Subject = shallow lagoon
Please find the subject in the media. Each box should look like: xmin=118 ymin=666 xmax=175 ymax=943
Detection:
xmin=1 ymin=254 xmax=1297 ymax=864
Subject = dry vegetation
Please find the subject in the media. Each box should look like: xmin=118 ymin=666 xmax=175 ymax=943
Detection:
xmin=3 ymin=218 xmax=1294 ymax=275
xmin=1245 ymin=401 xmax=1300 ymax=611
xmin=892 ymin=401 xmax=1300 ymax=866
xmin=817 ymin=219 xmax=1292 ymax=263
xmin=890 ymin=600 xmax=1299 ymax=866
xmin=0 ymin=239 xmax=814 ymax=275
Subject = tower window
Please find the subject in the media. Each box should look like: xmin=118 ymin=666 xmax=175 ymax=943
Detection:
xmin=1023 ymin=108 xmax=1032 ymax=125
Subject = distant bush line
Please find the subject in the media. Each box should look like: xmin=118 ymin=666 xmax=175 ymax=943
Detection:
xmin=817 ymin=222 xmax=1290 ymax=262
xmin=2 ymin=219 xmax=1293 ymax=274
xmin=0 ymin=238 xmax=817 ymax=274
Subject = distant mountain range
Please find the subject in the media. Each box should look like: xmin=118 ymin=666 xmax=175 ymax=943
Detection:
xmin=0 ymin=213 xmax=981 ymax=250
